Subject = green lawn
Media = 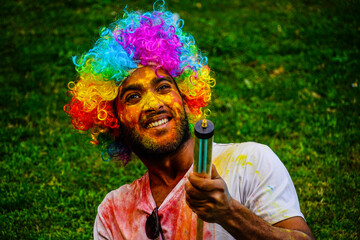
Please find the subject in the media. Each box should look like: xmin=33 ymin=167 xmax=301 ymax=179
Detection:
xmin=1 ymin=0 xmax=359 ymax=239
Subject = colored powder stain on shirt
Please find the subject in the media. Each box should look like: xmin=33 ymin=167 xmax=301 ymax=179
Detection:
xmin=94 ymin=143 xmax=305 ymax=239
xmin=268 ymin=202 xmax=285 ymax=218
xmin=255 ymin=170 xmax=262 ymax=180
xmin=213 ymin=145 xmax=254 ymax=179
xmin=272 ymin=202 xmax=280 ymax=208
xmin=254 ymin=199 xmax=264 ymax=209
xmin=95 ymin=169 xmax=214 ymax=239
xmin=278 ymin=209 xmax=288 ymax=214
xmin=271 ymin=202 xmax=288 ymax=218
xmin=213 ymin=154 xmax=230 ymax=176
xmin=213 ymin=145 xmax=241 ymax=176
xmin=235 ymin=154 xmax=252 ymax=166
xmin=266 ymin=186 xmax=274 ymax=194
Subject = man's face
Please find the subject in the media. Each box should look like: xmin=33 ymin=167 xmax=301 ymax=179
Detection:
xmin=115 ymin=66 xmax=190 ymax=156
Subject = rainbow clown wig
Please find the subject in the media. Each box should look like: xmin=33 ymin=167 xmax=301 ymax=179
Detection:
xmin=64 ymin=0 xmax=215 ymax=164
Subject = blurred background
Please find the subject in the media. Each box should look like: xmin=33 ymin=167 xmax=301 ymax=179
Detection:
xmin=1 ymin=0 xmax=359 ymax=239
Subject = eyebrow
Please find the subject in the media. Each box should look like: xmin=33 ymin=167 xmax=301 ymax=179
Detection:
xmin=151 ymin=76 xmax=174 ymax=86
xmin=119 ymin=83 xmax=144 ymax=99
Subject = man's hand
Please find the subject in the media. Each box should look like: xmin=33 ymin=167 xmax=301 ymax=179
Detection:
xmin=185 ymin=165 xmax=232 ymax=223
xmin=185 ymin=165 xmax=315 ymax=240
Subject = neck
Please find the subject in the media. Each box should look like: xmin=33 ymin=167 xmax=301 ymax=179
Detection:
xmin=139 ymin=137 xmax=194 ymax=187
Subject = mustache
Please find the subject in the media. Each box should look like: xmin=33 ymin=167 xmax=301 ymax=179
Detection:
xmin=144 ymin=109 xmax=168 ymax=119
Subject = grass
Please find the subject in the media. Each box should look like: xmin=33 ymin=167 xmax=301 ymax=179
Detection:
xmin=1 ymin=0 xmax=359 ymax=239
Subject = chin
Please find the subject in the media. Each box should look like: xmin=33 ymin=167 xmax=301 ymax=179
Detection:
xmin=121 ymin=110 xmax=190 ymax=157
xmin=137 ymin=130 xmax=190 ymax=156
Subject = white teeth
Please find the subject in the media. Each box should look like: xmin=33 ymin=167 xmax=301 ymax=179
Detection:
xmin=147 ymin=118 xmax=169 ymax=128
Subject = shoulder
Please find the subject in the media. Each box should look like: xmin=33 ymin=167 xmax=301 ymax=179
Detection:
xmin=97 ymin=173 xmax=148 ymax=215
xmin=94 ymin=173 xmax=151 ymax=239
xmin=213 ymin=142 xmax=274 ymax=158
xmin=213 ymin=142 xmax=279 ymax=174
xmin=212 ymin=142 xmax=290 ymax=201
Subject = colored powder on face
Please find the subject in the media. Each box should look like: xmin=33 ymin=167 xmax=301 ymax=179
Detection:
xmin=64 ymin=3 xmax=216 ymax=163
xmin=114 ymin=66 xmax=190 ymax=155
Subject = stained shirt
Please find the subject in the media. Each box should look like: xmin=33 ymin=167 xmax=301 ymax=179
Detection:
xmin=94 ymin=142 xmax=304 ymax=239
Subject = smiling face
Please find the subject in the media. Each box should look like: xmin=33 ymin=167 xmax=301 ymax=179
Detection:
xmin=115 ymin=66 xmax=190 ymax=156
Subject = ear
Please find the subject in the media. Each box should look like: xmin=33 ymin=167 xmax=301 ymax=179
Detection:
xmin=111 ymin=125 xmax=121 ymax=139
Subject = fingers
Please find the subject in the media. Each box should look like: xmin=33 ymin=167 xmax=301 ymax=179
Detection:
xmin=185 ymin=181 xmax=201 ymax=200
xmin=185 ymin=180 xmax=213 ymax=201
xmin=185 ymin=192 xmax=209 ymax=207
xmin=185 ymin=185 xmax=216 ymax=222
xmin=185 ymin=184 xmax=225 ymax=223
xmin=185 ymin=199 xmax=213 ymax=222
xmin=188 ymin=175 xmax=225 ymax=192
xmin=185 ymin=168 xmax=233 ymax=223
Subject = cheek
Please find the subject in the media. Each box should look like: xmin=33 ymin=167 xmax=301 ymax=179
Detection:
xmin=164 ymin=94 xmax=184 ymax=120
xmin=163 ymin=93 xmax=183 ymax=110
xmin=160 ymin=90 xmax=182 ymax=104
xmin=173 ymin=102 xmax=182 ymax=116
xmin=119 ymin=105 xmax=141 ymax=127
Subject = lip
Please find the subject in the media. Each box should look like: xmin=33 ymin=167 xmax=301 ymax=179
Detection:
xmin=143 ymin=114 xmax=173 ymax=129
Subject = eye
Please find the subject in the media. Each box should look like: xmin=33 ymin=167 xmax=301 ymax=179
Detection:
xmin=157 ymin=84 xmax=171 ymax=93
xmin=126 ymin=93 xmax=141 ymax=104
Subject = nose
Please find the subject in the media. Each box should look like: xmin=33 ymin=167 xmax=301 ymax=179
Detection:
xmin=143 ymin=92 xmax=164 ymax=113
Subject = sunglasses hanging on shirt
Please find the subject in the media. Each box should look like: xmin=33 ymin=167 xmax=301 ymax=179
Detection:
xmin=145 ymin=207 xmax=165 ymax=240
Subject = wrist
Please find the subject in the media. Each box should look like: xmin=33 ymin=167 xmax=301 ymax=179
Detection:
xmin=216 ymin=196 xmax=237 ymax=226
xmin=217 ymin=198 xmax=268 ymax=239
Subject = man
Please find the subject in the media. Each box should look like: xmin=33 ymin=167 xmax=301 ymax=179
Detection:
xmin=65 ymin=1 xmax=314 ymax=239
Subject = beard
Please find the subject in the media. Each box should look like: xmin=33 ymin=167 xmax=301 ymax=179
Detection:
xmin=119 ymin=108 xmax=191 ymax=158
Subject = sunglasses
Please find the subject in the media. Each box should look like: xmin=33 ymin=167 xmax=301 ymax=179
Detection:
xmin=145 ymin=207 xmax=165 ymax=240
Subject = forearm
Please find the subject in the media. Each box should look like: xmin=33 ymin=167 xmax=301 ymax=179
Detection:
xmin=217 ymin=199 xmax=313 ymax=240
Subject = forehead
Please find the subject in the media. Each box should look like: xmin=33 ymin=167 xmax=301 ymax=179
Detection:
xmin=121 ymin=66 xmax=172 ymax=88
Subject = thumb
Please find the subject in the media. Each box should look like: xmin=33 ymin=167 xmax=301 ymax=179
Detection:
xmin=211 ymin=164 xmax=221 ymax=179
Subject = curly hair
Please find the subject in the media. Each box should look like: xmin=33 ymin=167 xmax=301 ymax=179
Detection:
xmin=64 ymin=0 xmax=215 ymax=164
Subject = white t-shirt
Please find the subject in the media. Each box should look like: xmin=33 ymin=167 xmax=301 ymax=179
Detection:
xmin=94 ymin=142 xmax=304 ymax=240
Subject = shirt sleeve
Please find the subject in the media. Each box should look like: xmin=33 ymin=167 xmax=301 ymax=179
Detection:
xmin=241 ymin=143 xmax=304 ymax=224
xmin=94 ymin=212 xmax=113 ymax=240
